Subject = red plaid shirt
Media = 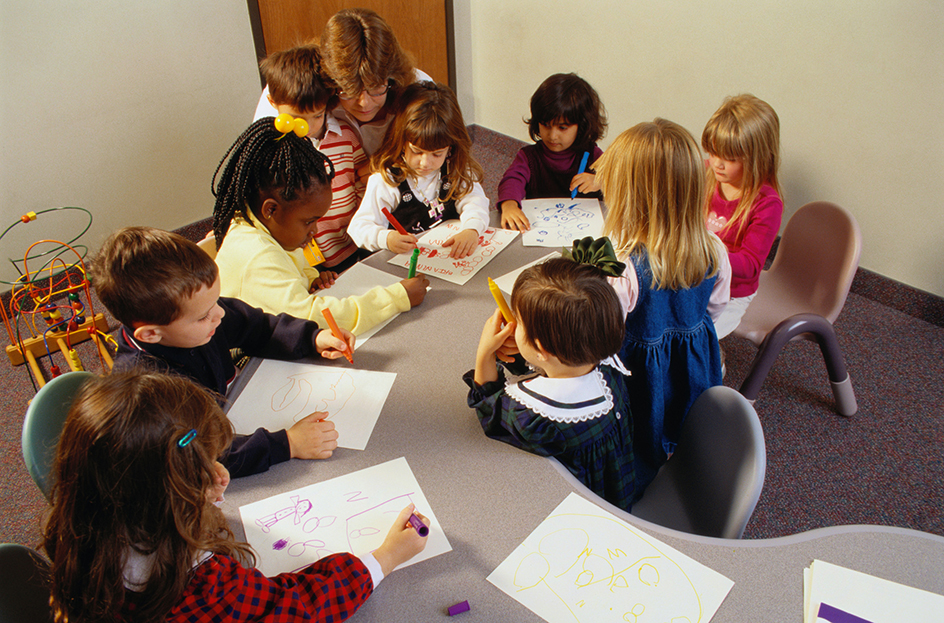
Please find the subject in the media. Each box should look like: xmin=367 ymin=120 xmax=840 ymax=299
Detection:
xmin=122 ymin=553 xmax=373 ymax=622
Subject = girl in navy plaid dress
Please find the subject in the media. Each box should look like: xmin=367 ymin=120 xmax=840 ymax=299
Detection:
xmin=464 ymin=251 xmax=641 ymax=510
xmin=43 ymin=372 xmax=428 ymax=623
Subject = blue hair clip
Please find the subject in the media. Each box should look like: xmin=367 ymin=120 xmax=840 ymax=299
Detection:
xmin=178 ymin=429 xmax=198 ymax=448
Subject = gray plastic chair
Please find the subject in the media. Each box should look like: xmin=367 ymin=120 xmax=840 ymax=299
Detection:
xmin=733 ymin=201 xmax=861 ymax=416
xmin=22 ymin=371 xmax=93 ymax=500
xmin=630 ymin=385 xmax=766 ymax=539
xmin=0 ymin=543 xmax=54 ymax=623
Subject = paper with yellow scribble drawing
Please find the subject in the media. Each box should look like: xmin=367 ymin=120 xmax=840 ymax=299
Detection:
xmin=488 ymin=493 xmax=733 ymax=623
xmin=387 ymin=219 xmax=519 ymax=285
xmin=240 ymin=457 xmax=451 ymax=576
xmin=225 ymin=359 xmax=396 ymax=451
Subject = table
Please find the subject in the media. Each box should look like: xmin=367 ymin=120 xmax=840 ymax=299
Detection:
xmin=224 ymin=231 xmax=944 ymax=622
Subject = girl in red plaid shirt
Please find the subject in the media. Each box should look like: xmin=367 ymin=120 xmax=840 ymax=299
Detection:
xmin=43 ymin=371 xmax=427 ymax=622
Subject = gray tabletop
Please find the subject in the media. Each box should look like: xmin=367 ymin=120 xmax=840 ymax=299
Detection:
xmin=223 ymin=231 xmax=944 ymax=622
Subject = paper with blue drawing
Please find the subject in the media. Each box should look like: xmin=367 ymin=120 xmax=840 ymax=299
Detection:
xmin=225 ymin=359 xmax=396 ymax=451
xmin=239 ymin=457 xmax=451 ymax=576
xmin=487 ymin=493 xmax=733 ymax=623
xmin=520 ymin=198 xmax=604 ymax=248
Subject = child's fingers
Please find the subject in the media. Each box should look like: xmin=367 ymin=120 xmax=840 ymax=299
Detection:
xmin=298 ymin=411 xmax=332 ymax=424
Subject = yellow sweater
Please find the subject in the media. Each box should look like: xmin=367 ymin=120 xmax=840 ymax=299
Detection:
xmin=215 ymin=214 xmax=410 ymax=336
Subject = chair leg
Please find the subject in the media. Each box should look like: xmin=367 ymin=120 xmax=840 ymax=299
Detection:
xmin=738 ymin=313 xmax=857 ymax=416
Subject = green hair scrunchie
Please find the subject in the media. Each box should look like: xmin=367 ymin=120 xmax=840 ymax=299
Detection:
xmin=562 ymin=236 xmax=626 ymax=278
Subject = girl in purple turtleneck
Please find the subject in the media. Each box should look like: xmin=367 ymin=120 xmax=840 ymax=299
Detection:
xmin=497 ymin=73 xmax=608 ymax=231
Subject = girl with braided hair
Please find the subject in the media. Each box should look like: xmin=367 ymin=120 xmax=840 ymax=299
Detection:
xmin=212 ymin=117 xmax=429 ymax=336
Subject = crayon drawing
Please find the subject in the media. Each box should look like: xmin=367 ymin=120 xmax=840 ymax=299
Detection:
xmin=225 ymin=359 xmax=396 ymax=451
xmin=520 ymin=199 xmax=604 ymax=248
xmin=388 ymin=219 xmax=519 ymax=285
xmin=487 ymin=493 xmax=733 ymax=623
xmin=239 ymin=457 xmax=452 ymax=576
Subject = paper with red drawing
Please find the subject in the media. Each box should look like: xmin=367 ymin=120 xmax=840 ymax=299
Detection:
xmin=387 ymin=219 xmax=519 ymax=285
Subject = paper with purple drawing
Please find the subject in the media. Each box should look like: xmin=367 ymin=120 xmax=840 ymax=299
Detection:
xmin=387 ymin=219 xmax=519 ymax=285
xmin=239 ymin=457 xmax=451 ymax=576
xmin=225 ymin=359 xmax=395 ymax=451
xmin=520 ymin=198 xmax=603 ymax=248
xmin=487 ymin=493 xmax=733 ymax=623
xmin=804 ymin=559 xmax=944 ymax=623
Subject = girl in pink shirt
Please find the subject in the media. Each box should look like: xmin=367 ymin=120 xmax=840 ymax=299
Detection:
xmin=702 ymin=94 xmax=784 ymax=338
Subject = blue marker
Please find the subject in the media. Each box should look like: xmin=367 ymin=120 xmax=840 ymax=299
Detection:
xmin=571 ymin=151 xmax=590 ymax=198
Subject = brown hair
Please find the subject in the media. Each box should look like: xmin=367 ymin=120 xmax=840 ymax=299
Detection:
xmin=42 ymin=371 xmax=251 ymax=623
xmin=526 ymin=73 xmax=607 ymax=151
xmin=511 ymin=257 xmax=624 ymax=367
xmin=319 ymin=8 xmax=415 ymax=102
xmin=596 ymin=119 xmax=722 ymax=290
xmin=371 ymin=81 xmax=483 ymax=202
xmin=90 ymin=227 xmax=218 ymax=327
xmin=259 ymin=43 xmax=336 ymax=113
xmin=701 ymin=94 xmax=782 ymax=241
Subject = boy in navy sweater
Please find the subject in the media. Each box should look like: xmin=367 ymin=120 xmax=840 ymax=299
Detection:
xmin=91 ymin=226 xmax=354 ymax=477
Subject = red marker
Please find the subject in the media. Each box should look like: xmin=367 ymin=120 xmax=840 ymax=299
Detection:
xmin=381 ymin=207 xmax=409 ymax=235
xmin=321 ymin=308 xmax=353 ymax=364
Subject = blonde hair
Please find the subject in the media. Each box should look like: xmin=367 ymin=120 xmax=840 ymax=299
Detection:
xmin=371 ymin=81 xmax=483 ymax=202
xmin=597 ymin=119 xmax=721 ymax=290
xmin=701 ymin=94 xmax=782 ymax=240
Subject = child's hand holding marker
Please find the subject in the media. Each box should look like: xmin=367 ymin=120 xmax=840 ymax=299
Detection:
xmin=315 ymin=323 xmax=355 ymax=361
xmin=474 ymin=308 xmax=518 ymax=384
xmin=372 ymin=504 xmax=430 ymax=576
xmin=382 ymin=207 xmax=419 ymax=254
xmin=400 ymin=275 xmax=430 ymax=307
xmin=320 ymin=308 xmax=354 ymax=364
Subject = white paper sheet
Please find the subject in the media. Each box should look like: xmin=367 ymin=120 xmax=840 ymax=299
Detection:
xmin=520 ymin=198 xmax=604 ymax=248
xmin=318 ymin=262 xmax=403 ymax=347
xmin=492 ymin=252 xmax=562 ymax=295
xmin=804 ymin=559 xmax=944 ymax=623
xmin=488 ymin=493 xmax=733 ymax=623
xmin=225 ymin=359 xmax=395 ymax=451
xmin=239 ymin=457 xmax=452 ymax=576
xmin=387 ymin=220 xmax=519 ymax=285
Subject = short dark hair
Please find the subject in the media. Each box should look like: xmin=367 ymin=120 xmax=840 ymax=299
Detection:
xmin=526 ymin=73 xmax=608 ymax=150
xmin=259 ymin=44 xmax=336 ymax=113
xmin=511 ymin=257 xmax=624 ymax=367
xmin=90 ymin=227 xmax=218 ymax=327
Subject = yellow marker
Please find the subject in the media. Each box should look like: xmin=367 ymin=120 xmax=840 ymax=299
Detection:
xmin=487 ymin=277 xmax=515 ymax=323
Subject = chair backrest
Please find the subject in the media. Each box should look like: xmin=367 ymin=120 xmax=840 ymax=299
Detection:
xmin=0 ymin=543 xmax=54 ymax=623
xmin=196 ymin=233 xmax=217 ymax=259
xmin=22 ymin=371 xmax=94 ymax=500
xmin=630 ymin=385 xmax=766 ymax=539
xmin=760 ymin=201 xmax=861 ymax=323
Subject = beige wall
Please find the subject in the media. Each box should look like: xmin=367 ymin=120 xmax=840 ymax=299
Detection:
xmin=455 ymin=0 xmax=944 ymax=297
xmin=0 ymin=1 xmax=260 ymax=285
xmin=2 ymin=2 xmax=940 ymax=297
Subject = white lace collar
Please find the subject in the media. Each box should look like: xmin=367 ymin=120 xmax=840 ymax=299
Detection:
xmin=123 ymin=547 xmax=213 ymax=591
xmin=504 ymin=366 xmax=613 ymax=424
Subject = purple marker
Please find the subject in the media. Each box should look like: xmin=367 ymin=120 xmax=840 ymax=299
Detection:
xmin=448 ymin=600 xmax=470 ymax=616
xmin=408 ymin=512 xmax=429 ymax=537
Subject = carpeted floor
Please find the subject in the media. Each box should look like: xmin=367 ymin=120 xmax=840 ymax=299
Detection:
xmin=2 ymin=125 xmax=942 ymax=550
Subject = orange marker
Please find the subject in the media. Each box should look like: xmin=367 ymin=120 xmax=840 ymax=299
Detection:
xmin=381 ymin=207 xmax=409 ymax=235
xmin=321 ymin=308 xmax=353 ymax=364
xmin=487 ymin=278 xmax=515 ymax=323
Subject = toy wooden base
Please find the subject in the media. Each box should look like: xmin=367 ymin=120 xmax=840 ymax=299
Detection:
xmin=5 ymin=313 xmax=112 ymax=387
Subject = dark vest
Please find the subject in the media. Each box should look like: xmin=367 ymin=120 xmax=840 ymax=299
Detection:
xmin=391 ymin=166 xmax=459 ymax=233
xmin=523 ymin=144 xmax=603 ymax=200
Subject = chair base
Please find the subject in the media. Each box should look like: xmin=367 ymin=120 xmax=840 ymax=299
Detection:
xmin=739 ymin=313 xmax=857 ymax=416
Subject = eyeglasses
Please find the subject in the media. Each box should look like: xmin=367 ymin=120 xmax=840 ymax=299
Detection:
xmin=338 ymin=81 xmax=391 ymax=101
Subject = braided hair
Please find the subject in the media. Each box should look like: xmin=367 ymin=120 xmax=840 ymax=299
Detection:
xmin=211 ymin=117 xmax=335 ymax=249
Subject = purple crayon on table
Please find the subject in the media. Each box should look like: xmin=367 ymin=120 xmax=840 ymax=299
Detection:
xmin=447 ymin=600 xmax=470 ymax=616
xmin=408 ymin=512 xmax=429 ymax=537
